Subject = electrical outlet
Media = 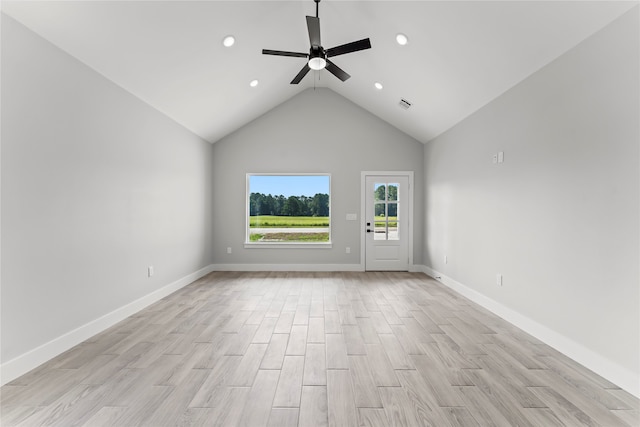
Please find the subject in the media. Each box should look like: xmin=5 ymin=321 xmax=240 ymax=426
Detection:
xmin=498 ymin=151 xmax=504 ymax=163
xmin=497 ymin=274 xmax=502 ymax=286
xmin=492 ymin=154 xmax=498 ymax=164
xmin=227 ymin=247 xmax=232 ymax=254
xmin=148 ymin=266 xmax=154 ymax=277
xmin=346 ymin=247 xmax=351 ymax=254
xmin=444 ymin=255 xmax=448 ymax=264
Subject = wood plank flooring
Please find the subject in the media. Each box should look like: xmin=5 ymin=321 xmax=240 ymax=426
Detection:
xmin=1 ymin=271 xmax=638 ymax=426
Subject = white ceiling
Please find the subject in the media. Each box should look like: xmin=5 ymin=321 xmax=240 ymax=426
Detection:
xmin=3 ymin=1 xmax=636 ymax=144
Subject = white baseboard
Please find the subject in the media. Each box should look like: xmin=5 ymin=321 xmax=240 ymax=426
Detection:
xmin=417 ymin=265 xmax=639 ymax=398
xmin=0 ymin=264 xmax=215 ymax=386
xmin=212 ymin=263 xmax=364 ymax=272
xmin=212 ymin=264 xmax=427 ymax=273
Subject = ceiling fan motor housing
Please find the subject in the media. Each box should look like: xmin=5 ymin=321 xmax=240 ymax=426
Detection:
xmin=310 ymin=46 xmax=326 ymax=59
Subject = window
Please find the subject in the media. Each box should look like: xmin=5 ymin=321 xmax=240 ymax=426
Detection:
xmin=246 ymin=174 xmax=331 ymax=247
xmin=374 ymin=182 xmax=399 ymax=240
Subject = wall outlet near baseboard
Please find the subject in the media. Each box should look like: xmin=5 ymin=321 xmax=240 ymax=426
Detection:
xmin=148 ymin=266 xmax=154 ymax=277
xmin=497 ymin=274 xmax=502 ymax=286
xmin=444 ymin=255 xmax=448 ymax=264
xmin=346 ymin=247 xmax=351 ymax=254
xmin=227 ymin=247 xmax=232 ymax=254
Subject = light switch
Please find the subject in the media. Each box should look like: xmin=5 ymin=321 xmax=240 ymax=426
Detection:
xmin=498 ymin=151 xmax=504 ymax=163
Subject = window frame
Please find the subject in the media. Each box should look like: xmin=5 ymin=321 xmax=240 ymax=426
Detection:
xmin=244 ymin=173 xmax=332 ymax=249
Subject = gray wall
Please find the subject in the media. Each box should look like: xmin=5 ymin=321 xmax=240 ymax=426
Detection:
xmin=424 ymin=9 xmax=639 ymax=383
xmin=1 ymin=15 xmax=215 ymax=364
xmin=212 ymin=88 xmax=424 ymax=267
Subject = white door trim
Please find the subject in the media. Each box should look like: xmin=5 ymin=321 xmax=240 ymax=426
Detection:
xmin=360 ymin=171 xmax=414 ymax=270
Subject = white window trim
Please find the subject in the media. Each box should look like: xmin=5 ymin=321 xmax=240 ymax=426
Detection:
xmin=245 ymin=173 xmax=332 ymax=248
xmin=244 ymin=242 xmax=333 ymax=249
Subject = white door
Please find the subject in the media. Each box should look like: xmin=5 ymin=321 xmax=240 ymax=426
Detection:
xmin=364 ymin=174 xmax=411 ymax=271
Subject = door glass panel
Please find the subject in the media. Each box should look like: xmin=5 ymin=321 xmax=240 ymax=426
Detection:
xmin=374 ymin=184 xmax=385 ymax=201
xmin=374 ymin=202 xmax=386 ymax=240
xmin=387 ymin=221 xmax=400 ymax=240
xmin=388 ymin=203 xmax=399 ymax=240
xmin=374 ymin=225 xmax=387 ymax=240
xmin=388 ymin=184 xmax=398 ymax=201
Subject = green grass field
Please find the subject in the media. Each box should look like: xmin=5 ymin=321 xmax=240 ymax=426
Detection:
xmin=250 ymin=216 xmax=329 ymax=228
xmin=249 ymin=215 xmax=396 ymax=228
xmin=375 ymin=216 xmax=398 ymax=227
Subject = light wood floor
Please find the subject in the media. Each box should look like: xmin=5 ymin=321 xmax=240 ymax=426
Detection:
xmin=1 ymin=271 xmax=638 ymax=426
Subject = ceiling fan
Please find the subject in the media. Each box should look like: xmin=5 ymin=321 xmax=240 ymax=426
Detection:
xmin=262 ymin=0 xmax=371 ymax=84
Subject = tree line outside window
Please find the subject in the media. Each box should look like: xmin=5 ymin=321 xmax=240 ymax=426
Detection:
xmin=249 ymin=192 xmax=329 ymax=217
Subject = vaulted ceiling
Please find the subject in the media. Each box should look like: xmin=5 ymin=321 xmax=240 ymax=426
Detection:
xmin=3 ymin=1 xmax=636 ymax=144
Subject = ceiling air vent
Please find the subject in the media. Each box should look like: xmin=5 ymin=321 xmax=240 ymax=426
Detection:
xmin=398 ymin=98 xmax=412 ymax=110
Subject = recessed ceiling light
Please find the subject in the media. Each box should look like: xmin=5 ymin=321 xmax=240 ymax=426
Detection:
xmin=223 ymin=35 xmax=235 ymax=47
xmin=374 ymin=82 xmax=383 ymax=90
xmin=395 ymin=33 xmax=408 ymax=46
xmin=249 ymin=79 xmax=259 ymax=87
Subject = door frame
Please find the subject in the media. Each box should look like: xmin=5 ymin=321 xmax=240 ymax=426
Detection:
xmin=360 ymin=171 xmax=414 ymax=271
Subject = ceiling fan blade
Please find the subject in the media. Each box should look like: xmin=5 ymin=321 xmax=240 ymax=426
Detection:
xmin=262 ymin=49 xmax=308 ymax=58
xmin=306 ymin=16 xmax=321 ymax=47
xmin=325 ymin=59 xmax=350 ymax=82
xmin=326 ymin=38 xmax=371 ymax=58
xmin=291 ymin=63 xmax=311 ymax=84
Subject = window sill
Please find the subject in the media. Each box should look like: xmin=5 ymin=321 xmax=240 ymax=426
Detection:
xmin=244 ymin=242 xmax=333 ymax=249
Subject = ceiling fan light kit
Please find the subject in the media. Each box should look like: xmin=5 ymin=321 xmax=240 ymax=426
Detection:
xmin=262 ymin=0 xmax=371 ymax=84
xmin=308 ymin=56 xmax=326 ymax=70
